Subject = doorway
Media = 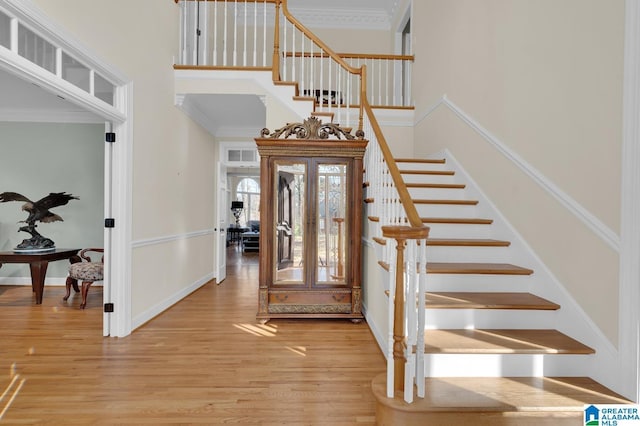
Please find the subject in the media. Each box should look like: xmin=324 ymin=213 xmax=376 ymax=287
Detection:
xmin=217 ymin=142 xmax=260 ymax=282
xmin=0 ymin=0 xmax=132 ymax=336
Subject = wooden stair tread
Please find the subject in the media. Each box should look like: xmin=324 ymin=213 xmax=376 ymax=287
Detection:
xmin=400 ymin=169 xmax=455 ymax=175
xmin=427 ymin=262 xmax=534 ymax=275
xmin=423 ymin=329 xmax=594 ymax=354
xmin=406 ymin=182 xmax=466 ymax=189
xmin=394 ymin=158 xmax=446 ymax=164
xmin=378 ymin=261 xmax=533 ymax=275
xmin=426 ymin=292 xmax=560 ymax=310
xmin=413 ymin=199 xmax=479 ymax=205
xmin=292 ymin=96 xmax=315 ymax=102
xmin=372 ymin=375 xmax=628 ymax=413
xmin=422 ymin=217 xmax=493 ymax=225
xmin=427 ymin=238 xmax=510 ymax=247
xmin=374 ymin=238 xmax=508 ymax=247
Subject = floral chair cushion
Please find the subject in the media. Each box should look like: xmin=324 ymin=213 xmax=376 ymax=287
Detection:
xmin=69 ymin=262 xmax=104 ymax=281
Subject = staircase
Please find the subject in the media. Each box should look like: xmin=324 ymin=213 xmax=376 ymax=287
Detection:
xmin=368 ymin=157 xmax=628 ymax=424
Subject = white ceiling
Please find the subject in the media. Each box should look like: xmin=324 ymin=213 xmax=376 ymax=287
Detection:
xmin=0 ymin=0 xmax=398 ymax=131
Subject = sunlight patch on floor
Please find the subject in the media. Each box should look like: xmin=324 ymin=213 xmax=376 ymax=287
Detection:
xmin=233 ymin=323 xmax=278 ymax=337
xmin=285 ymin=346 xmax=307 ymax=357
xmin=0 ymin=369 xmax=26 ymax=420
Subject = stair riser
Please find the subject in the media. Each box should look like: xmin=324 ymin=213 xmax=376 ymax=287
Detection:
xmin=377 ymin=268 xmax=533 ymax=293
xmin=423 ymin=353 xmax=592 ymax=377
xmin=395 ymin=162 xmax=450 ymax=172
xmin=407 ymin=187 xmax=467 ymax=199
xmin=424 ymin=274 xmax=533 ymax=292
xmin=401 ymin=173 xmax=458 ymax=184
xmin=426 ymin=246 xmax=513 ymax=263
xmin=425 ymin=309 xmax=555 ymax=329
xmin=424 ymin=223 xmax=493 ymax=239
xmin=415 ymin=204 xmax=478 ymax=217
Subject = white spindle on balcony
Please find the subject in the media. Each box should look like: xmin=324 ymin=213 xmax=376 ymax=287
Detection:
xmin=252 ymin=1 xmax=257 ymax=65
xmin=203 ymin=1 xmax=208 ymax=64
xmin=262 ymin=1 xmax=267 ymax=66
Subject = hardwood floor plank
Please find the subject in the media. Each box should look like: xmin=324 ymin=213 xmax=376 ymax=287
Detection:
xmin=0 ymin=247 xmax=385 ymax=424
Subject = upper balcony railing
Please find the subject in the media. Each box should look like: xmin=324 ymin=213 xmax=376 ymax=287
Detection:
xmin=174 ymin=0 xmax=413 ymax=113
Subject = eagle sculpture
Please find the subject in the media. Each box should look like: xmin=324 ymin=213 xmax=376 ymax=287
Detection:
xmin=0 ymin=192 xmax=79 ymax=251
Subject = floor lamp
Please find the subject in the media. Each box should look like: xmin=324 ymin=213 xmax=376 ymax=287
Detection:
xmin=230 ymin=201 xmax=244 ymax=227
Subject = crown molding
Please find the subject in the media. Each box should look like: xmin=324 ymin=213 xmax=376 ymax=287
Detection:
xmin=175 ymin=93 xmax=219 ymax=136
xmin=288 ymin=7 xmax=391 ymax=30
xmin=229 ymin=3 xmax=392 ymax=30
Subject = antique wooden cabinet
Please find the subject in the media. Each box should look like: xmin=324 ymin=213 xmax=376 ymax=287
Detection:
xmin=255 ymin=117 xmax=367 ymax=323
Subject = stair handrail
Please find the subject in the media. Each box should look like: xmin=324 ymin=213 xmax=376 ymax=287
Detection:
xmin=361 ymin=95 xmax=423 ymax=228
xmin=278 ymin=0 xmax=365 ymax=131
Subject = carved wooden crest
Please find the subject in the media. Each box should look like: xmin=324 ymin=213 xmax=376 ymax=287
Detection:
xmin=260 ymin=116 xmax=365 ymax=140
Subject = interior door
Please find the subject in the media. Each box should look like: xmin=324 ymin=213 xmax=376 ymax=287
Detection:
xmin=217 ymin=162 xmax=228 ymax=283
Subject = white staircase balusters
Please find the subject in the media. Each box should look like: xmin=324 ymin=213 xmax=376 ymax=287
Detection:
xmin=300 ymin=37 xmax=305 ymax=97
xmin=386 ymin=240 xmax=397 ymax=399
xmin=213 ymin=1 xmax=218 ymax=66
xmin=223 ymin=0 xmax=227 ymax=66
xmin=282 ymin=17 xmax=287 ymax=80
xmin=416 ymin=239 xmax=427 ymax=398
xmin=243 ymin=0 xmax=247 ymax=66
xmin=233 ymin=0 xmax=237 ymax=66
xmin=191 ymin=1 xmax=198 ymax=64
xmin=262 ymin=1 xmax=267 ymax=67
xmin=202 ymin=1 xmax=208 ymax=65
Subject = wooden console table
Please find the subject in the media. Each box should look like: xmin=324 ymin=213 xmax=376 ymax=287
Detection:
xmin=0 ymin=248 xmax=79 ymax=304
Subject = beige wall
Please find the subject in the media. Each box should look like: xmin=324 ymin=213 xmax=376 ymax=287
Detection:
xmin=411 ymin=0 xmax=624 ymax=343
xmin=308 ymin=27 xmax=393 ymax=54
xmin=32 ymin=0 xmax=217 ymax=321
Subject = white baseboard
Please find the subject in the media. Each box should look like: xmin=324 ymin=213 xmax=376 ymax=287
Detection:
xmin=363 ymin=301 xmax=389 ymax=361
xmin=131 ymin=273 xmax=215 ymax=331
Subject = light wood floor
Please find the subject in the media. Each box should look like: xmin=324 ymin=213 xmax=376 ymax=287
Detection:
xmin=0 ymin=246 xmax=385 ymax=425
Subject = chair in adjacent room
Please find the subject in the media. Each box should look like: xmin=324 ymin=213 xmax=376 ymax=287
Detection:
xmin=63 ymin=248 xmax=104 ymax=309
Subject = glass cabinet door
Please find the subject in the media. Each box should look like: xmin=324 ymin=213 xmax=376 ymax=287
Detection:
xmin=271 ymin=159 xmax=349 ymax=288
xmin=316 ymin=163 xmax=347 ymax=285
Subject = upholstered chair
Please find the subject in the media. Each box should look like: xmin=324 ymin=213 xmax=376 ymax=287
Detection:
xmin=63 ymin=248 xmax=104 ymax=309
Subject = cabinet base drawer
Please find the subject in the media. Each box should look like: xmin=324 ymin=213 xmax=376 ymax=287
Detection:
xmin=267 ymin=290 xmax=352 ymax=314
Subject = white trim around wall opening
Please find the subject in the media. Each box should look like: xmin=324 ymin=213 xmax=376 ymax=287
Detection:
xmin=620 ymin=0 xmax=640 ymax=403
xmin=0 ymin=0 xmax=132 ymax=338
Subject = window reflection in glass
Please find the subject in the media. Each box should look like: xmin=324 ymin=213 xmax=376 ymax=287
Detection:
xmin=317 ymin=163 xmax=347 ymax=285
xmin=274 ymin=162 xmax=306 ymax=284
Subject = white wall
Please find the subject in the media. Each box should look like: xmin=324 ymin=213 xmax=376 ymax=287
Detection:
xmin=30 ymin=0 xmax=218 ymax=325
xmin=411 ymin=0 xmax=624 ymax=344
xmin=0 ymin=121 xmax=104 ymax=280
